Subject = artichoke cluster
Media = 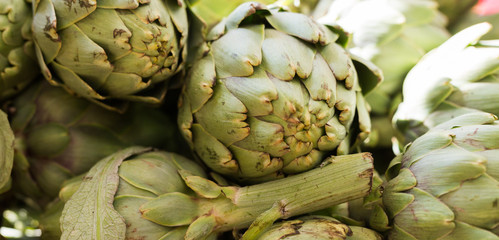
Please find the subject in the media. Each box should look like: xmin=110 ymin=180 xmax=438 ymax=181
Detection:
xmin=0 ymin=0 xmax=499 ymax=239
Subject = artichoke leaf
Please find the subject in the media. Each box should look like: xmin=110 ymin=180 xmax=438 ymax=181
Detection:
xmin=52 ymin=0 xmax=96 ymax=30
xmin=261 ymin=29 xmax=315 ymax=80
xmin=32 ymin=0 xmax=60 ymax=63
xmin=229 ymin=145 xmax=283 ymax=178
xmin=211 ymin=25 xmax=264 ymax=79
xmin=392 ymin=188 xmax=455 ymax=240
xmin=302 ymin=53 xmax=337 ymax=107
xmin=439 ymin=175 xmax=499 ymax=230
xmin=114 ymin=196 xmax=171 ymax=240
xmin=74 ymin=9 xmax=131 ymax=61
xmin=410 ymin=146 xmax=487 ymax=197
xmin=233 ymin=117 xmax=288 ymax=157
xmin=185 ymin=53 xmax=216 ymax=113
xmin=223 ymin=67 xmax=278 ymax=117
xmin=194 ymin=79 xmax=249 ymax=145
xmin=60 ymin=146 xmax=152 ymax=240
xmin=0 ymin=110 xmax=14 ymax=190
xmin=265 ymin=11 xmax=329 ymax=45
xmin=441 ymin=221 xmax=499 ymax=240
xmin=191 ymin=124 xmax=239 ymax=175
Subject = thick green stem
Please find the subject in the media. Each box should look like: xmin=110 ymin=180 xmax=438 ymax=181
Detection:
xmin=208 ymin=153 xmax=374 ymax=231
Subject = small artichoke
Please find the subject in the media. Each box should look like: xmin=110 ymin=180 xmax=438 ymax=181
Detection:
xmin=0 ymin=0 xmax=39 ymax=101
xmin=32 ymin=0 xmax=189 ymax=112
xmin=178 ymin=2 xmax=381 ymax=182
xmin=383 ymin=113 xmax=499 ymax=239
xmin=250 ymin=215 xmax=382 ymax=240
xmin=315 ymin=0 xmax=450 ymax=147
xmin=393 ymin=23 xmax=499 ymax=143
xmin=56 ymin=147 xmax=373 ymax=239
xmin=8 ymin=81 xmax=179 ymax=205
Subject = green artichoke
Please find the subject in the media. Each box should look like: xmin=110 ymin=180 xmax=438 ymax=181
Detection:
xmin=393 ymin=23 xmax=499 ymax=143
xmin=56 ymin=147 xmax=373 ymax=239
xmin=32 ymin=0 xmax=189 ymax=112
xmin=0 ymin=0 xmax=39 ymax=101
xmin=247 ymin=215 xmax=382 ymax=240
xmin=315 ymin=0 xmax=450 ymax=147
xmin=0 ymin=109 xmax=14 ymax=193
xmin=8 ymin=81 xmax=179 ymax=206
xmin=178 ymin=2 xmax=381 ymax=182
xmin=383 ymin=113 xmax=499 ymax=239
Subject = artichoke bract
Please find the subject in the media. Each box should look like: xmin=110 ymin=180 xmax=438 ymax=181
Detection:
xmin=8 ymin=81 xmax=179 ymax=205
xmin=383 ymin=113 xmax=499 ymax=239
xmin=58 ymin=147 xmax=373 ymax=240
xmin=0 ymin=0 xmax=39 ymax=101
xmin=32 ymin=0 xmax=188 ymax=112
xmin=393 ymin=23 xmax=499 ymax=143
xmin=315 ymin=0 xmax=450 ymax=148
xmin=178 ymin=2 xmax=381 ymax=181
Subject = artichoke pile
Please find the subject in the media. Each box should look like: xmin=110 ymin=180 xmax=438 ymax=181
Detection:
xmin=1 ymin=0 xmax=499 ymax=239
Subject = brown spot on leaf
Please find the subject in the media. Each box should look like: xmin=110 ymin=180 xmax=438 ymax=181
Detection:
xmin=113 ymin=29 xmax=127 ymax=38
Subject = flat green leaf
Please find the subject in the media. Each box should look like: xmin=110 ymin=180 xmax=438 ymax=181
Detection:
xmin=60 ymin=146 xmax=152 ymax=240
xmin=0 ymin=110 xmax=14 ymax=190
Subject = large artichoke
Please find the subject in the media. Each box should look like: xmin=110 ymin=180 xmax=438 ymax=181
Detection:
xmin=54 ymin=147 xmax=373 ymax=239
xmin=178 ymin=2 xmax=381 ymax=182
xmin=383 ymin=113 xmax=499 ymax=239
xmin=0 ymin=0 xmax=39 ymax=101
xmin=31 ymin=0 xmax=189 ymax=112
xmin=393 ymin=23 xmax=499 ymax=143
xmin=315 ymin=0 xmax=450 ymax=147
xmin=8 ymin=81 xmax=179 ymax=206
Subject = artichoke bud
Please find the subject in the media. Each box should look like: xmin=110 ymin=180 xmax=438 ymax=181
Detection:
xmin=394 ymin=23 xmax=499 ymax=144
xmin=57 ymin=147 xmax=373 ymax=239
xmin=383 ymin=115 xmax=499 ymax=239
xmin=9 ymin=81 xmax=182 ymax=205
xmin=179 ymin=2 xmax=381 ymax=182
xmin=32 ymin=0 xmax=189 ymax=111
xmin=0 ymin=0 xmax=39 ymax=101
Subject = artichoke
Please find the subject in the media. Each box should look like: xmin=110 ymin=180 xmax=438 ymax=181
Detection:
xmin=31 ymin=0 xmax=189 ymax=112
xmin=393 ymin=23 xmax=499 ymax=143
xmin=0 ymin=109 xmax=14 ymax=193
xmin=246 ymin=215 xmax=382 ymax=240
xmin=383 ymin=113 xmax=499 ymax=239
xmin=0 ymin=0 xmax=39 ymax=101
xmin=8 ymin=81 xmax=180 ymax=206
xmin=56 ymin=147 xmax=373 ymax=239
xmin=178 ymin=2 xmax=381 ymax=182
xmin=315 ymin=0 xmax=450 ymax=147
